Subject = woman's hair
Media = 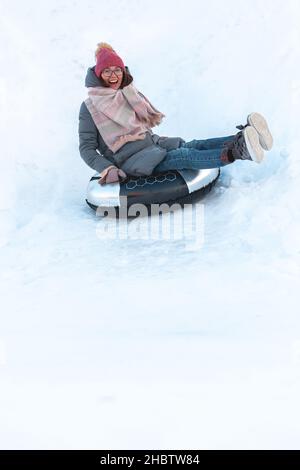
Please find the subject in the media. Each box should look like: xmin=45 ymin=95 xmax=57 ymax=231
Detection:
xmin=97 ymin=66 xmax=133 ymax=89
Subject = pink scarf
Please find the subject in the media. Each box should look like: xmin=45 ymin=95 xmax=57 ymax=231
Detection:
xmin=85 ymin=83 xmax=165 ymax=153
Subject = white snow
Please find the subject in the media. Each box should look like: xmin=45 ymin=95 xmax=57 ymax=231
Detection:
xmin=0 ymin=0 xmax=300 ymax=450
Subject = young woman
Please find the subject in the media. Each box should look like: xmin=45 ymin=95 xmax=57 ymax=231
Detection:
xmin=78 ymin=43 xmax=273 ymax=185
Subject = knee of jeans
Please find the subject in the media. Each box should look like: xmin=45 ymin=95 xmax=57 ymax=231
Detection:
xmin=181 ymin=147 xmax=195 ymax=157
xmin=182 ymin=139 xmax=196 ymax=148
xmin=167 ymin=148 xmax=184 ymax=158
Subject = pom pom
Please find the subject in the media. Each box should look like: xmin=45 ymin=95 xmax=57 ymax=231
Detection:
xmin=95 ymin=42 xmax=115 ymax=59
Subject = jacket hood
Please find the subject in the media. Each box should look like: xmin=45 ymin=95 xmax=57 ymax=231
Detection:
xmin=85 ymin=66 xmax=102 ymax=88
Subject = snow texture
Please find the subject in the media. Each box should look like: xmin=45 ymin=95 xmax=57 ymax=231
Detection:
xmin=0 ymin=0 xmax=300 ymax=449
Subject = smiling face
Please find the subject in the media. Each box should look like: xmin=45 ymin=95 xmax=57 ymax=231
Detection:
xmin=100 ymin=66 xmax=124 ymax=90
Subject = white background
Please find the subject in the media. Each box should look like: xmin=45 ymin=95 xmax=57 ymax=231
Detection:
xmin=0 ymin=0 xmax=300 ymax=449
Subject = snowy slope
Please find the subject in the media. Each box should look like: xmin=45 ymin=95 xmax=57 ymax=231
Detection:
xmin=0 ymin=0 xmax=300 ymax=449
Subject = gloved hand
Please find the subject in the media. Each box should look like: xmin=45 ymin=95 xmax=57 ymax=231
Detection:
xmin=98 ymin=166 xmax=127 ymax=185
xmin=157 ymin=136 xmax=186 ymax=150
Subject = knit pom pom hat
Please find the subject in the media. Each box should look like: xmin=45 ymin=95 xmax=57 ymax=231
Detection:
xmin=95 ymin=42 xmax=125 ymax=77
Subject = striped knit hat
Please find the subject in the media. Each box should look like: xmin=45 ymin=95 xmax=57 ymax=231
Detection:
xmin=95 ymin=42 xmax=125 ymax=78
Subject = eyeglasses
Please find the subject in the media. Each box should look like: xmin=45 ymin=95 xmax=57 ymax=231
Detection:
xmin=102 ymin=67 xmax=123 ymax=77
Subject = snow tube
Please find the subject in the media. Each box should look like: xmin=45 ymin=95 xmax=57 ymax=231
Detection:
xmin=86 ymin=168 xmax=220 ymax=215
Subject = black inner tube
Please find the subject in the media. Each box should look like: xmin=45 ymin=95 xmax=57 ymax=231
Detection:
xmin=86 ymin=170 xmax=220 ymax=217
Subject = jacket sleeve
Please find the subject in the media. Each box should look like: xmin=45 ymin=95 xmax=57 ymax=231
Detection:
xmin=78 ymin=102 xmax=116 ymax=174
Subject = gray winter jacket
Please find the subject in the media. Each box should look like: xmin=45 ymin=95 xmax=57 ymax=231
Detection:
xmin=78 ymin=67 xmax=185 ymax=176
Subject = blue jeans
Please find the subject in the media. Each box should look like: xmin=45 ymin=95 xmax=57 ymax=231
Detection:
xmin=154 ymin=135 xmax=235 ymax=172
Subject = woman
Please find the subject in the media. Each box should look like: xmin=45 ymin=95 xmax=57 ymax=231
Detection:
xmin=78 ymin=43 xmax=273 ymax=185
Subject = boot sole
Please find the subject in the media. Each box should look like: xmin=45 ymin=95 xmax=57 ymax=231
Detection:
xmin=243 ymin=126 xmax=264 ymax=163
xmin=247 ymin=112 xmax=273 ymax=151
